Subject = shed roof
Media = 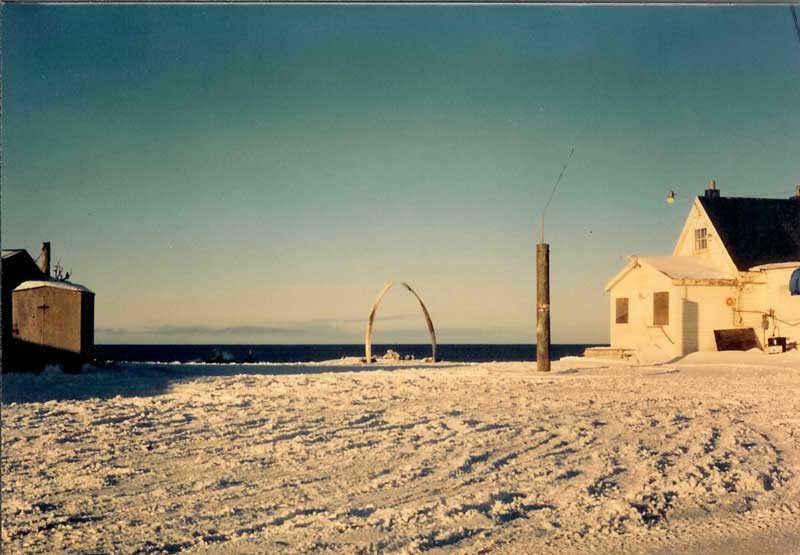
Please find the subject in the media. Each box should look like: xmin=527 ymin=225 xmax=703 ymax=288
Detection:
xmin=14 ymin=280 xmax=94 ymax=294
xmin=606 ymin=255 xmax=735 ymax=291
xmin=639 ymin=256 xmax=734 ymax=280
xmin=748 ymin=261 xmax=800 ymax=271
xmin=699 ymin=197 xmax=800 ymax=271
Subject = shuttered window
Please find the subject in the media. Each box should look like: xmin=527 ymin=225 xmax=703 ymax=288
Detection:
xmin=653 ymin=292 xmax=669 ymax=325
xmin=615 ymin=298 xmax=629 ymax=324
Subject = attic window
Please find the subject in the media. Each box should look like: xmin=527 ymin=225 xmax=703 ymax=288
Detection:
xmin=694 ymin=228 xmax=708 ymax=251
xmin=615 ymin=298 xmax=629 ymax=324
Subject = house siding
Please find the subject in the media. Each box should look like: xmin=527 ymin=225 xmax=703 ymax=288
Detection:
xmin=677 ymin=284 xmax=739 ymax=352
xmin=761 ymin=268 xmax=800 ymax=346
xmin=609 ymin=264 xmax=682 ymax=361
xmin=672 ymin=202 xmax=736 ymax=272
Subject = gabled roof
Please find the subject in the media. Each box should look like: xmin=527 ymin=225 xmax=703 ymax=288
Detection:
xmin=1 ymin=249 xmax=47 ymax=295
xmin=698 ymin=197 xmax=800 ymax=271
xmin=2 ymin=249 xmax=28 ymax=259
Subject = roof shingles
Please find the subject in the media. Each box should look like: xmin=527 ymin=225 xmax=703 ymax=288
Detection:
xmin=699 ymin=197 xmax=800 ymax=271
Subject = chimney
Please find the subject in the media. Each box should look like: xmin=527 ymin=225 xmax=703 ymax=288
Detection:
xmin=40 ymin=242 xmax=51 ymax=278
xmin=704 ymin=179 xmax=720 ymax=199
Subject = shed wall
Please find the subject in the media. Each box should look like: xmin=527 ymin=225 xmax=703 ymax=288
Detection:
xmin=81 ymin=294 xmax=95 ymax=357
xmin=12 ymin=288 xmax=87 ymax=355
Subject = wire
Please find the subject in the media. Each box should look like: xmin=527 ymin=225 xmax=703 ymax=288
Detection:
xmin=791 ymin=6 xmax=800 ymax=49
xmin=543 ymin=147 xmax=574 ymax=216
xmin=540 ymin=147 xmax=574 ymax=242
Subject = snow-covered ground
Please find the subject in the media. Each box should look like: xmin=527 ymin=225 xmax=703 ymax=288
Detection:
xmin=2 ymin=351 xmax=800 ymax=554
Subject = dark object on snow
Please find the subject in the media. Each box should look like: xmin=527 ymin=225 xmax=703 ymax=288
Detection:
xmin=713 ymin=328 xmax=759 ymax=351
xmin=768 ymin=336 xmax=787 ymax=353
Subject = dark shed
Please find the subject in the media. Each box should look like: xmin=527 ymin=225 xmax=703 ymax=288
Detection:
xmin=1 ymin=250 xmax=46 ymax=367
xmin=11 ymin=280 xmax=95 ymax=363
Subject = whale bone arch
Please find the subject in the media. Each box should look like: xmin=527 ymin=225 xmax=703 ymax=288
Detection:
xmin=364 ymin=282 xmax=437 ymax=363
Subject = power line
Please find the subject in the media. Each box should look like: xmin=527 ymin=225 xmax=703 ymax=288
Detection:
xmin=791 ymin=6 xmax=800 ymax=49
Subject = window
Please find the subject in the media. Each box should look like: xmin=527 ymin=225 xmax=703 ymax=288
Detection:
xmin=653 ymin=292 xmax=669 ymax=325
xmin=694 ymin=228 xmax=708 ymax=251
xmin=615 ymin=298 xmax=629 ymax=324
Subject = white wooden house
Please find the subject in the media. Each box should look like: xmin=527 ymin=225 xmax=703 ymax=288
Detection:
xmin=604 ymin=183 xmax=800 ymax=362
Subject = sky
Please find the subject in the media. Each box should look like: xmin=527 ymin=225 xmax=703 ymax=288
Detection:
xmin=3 ymin=5 xmax=799 ymax=345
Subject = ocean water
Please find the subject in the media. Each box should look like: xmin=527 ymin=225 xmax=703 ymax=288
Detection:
xmin=95 ymin=344 xmax=602 ymax=364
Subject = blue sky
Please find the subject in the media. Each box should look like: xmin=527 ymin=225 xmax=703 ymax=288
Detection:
xmin=3 ymin=5 xmax=799 ymax=344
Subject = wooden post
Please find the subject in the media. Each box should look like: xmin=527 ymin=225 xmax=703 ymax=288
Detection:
xmin=40 ymin=242 xmax=51 ymax=278
xmin=537 ymin=243 xmax=550 ymax=372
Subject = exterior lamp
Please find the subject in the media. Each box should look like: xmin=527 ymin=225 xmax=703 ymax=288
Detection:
xmin=667 ymin=191 xmax=676 ymax=204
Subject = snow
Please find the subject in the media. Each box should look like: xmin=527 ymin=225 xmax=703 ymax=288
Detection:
xmin=748 ymin=262 xmax=800 ymax=271
xmin=3 ymin=352 xmax=800 ymax=554
xmin=13 ymin=280 xmax=94 ymax=294
xmin=638 ymin=256 xmax=734 ymax=281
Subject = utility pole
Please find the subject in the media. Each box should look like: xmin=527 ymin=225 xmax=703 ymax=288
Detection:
xmin=536 ymin=239 xmax=550 ymax=372
xmin=537 ymin=148 xmax=574 ymax=372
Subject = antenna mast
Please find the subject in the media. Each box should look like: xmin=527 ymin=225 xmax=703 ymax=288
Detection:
xmin=536 ymin=147 xmax=574 ymax=372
